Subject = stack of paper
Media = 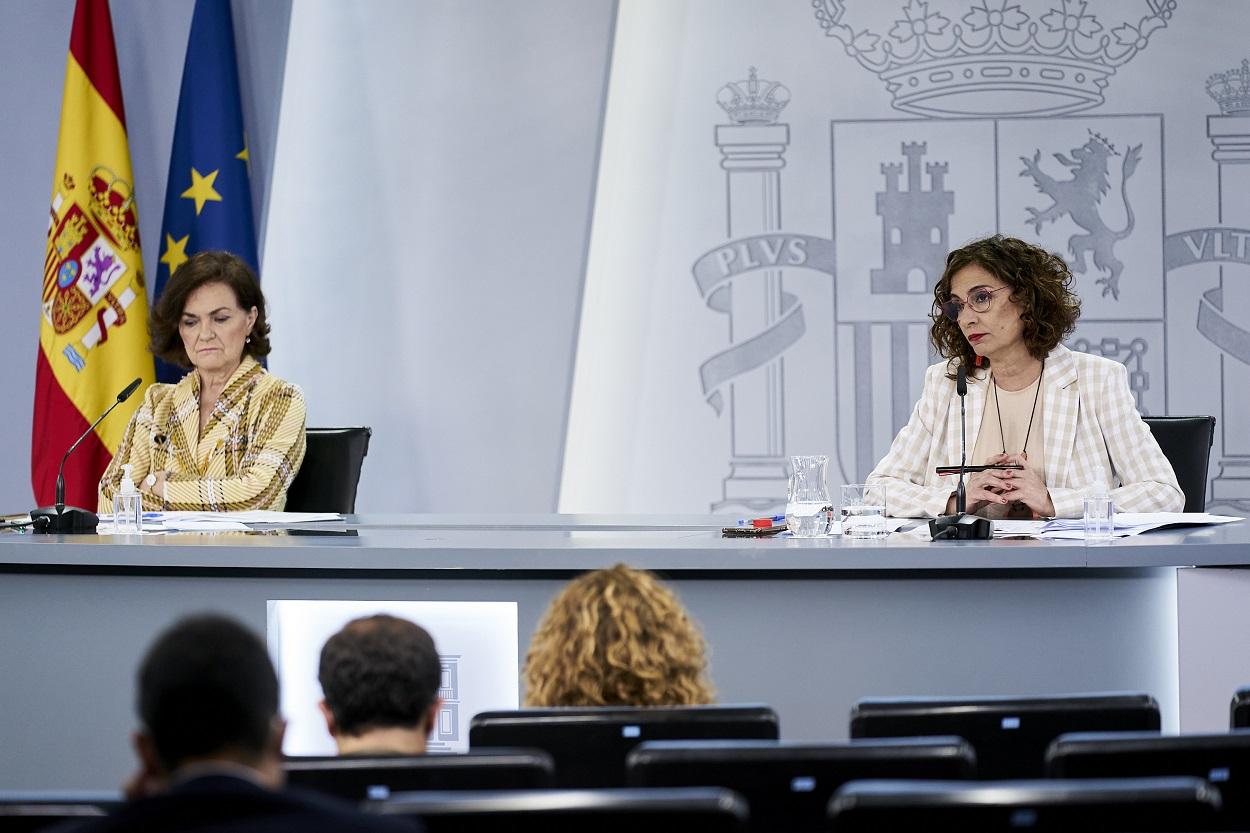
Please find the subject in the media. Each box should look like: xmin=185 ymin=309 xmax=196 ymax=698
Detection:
xmin=164 ymin=510 xmax=342 ymax=525
xmin=97 ymin=510 xmax=343 ymax=535
xmin=1040 ymin=512 xmax=1241 ymax=540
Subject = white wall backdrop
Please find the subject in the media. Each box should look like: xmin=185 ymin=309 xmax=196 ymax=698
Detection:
xmin=0 ymin=0 xmax=613 ymax=513
xmin=247 ymin=0 xmax=615 ymax=512
xmin=563 ymin=0 xmax=1249 ymax=515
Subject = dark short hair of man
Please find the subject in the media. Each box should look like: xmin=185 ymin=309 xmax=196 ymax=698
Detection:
xmin=138 ymin=614 xmax=279 ymax=770
xmin=318 ymin=615 xmax=441 ymax=737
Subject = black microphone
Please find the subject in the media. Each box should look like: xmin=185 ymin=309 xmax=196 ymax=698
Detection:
xmin=31 ymin=377 xmax=143 ymax=534
xmin=930 ymin=361 xmax=993 ymax=540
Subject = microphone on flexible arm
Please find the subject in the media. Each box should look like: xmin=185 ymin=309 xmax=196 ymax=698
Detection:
xmin=930 ymin=362 xmax=993 ymax=540
xmin=31 ymin=377 xmax=143 ymax=534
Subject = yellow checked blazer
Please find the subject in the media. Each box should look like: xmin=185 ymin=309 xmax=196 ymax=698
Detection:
xmin=98 ymin=356 xmax=307 ymax=512
xmin=866 ymin=345 xmax=1183 ymax=518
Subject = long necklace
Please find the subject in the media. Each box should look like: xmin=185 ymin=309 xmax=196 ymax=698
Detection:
xmin=991 ymin=358 xmax=1044 ymax=455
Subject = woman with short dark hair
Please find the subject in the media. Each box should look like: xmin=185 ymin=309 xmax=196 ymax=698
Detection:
xmin=98 ymin=251 xmax=306 ymax=512
xmin=867 ymin=235 xmax=1181 ymax=519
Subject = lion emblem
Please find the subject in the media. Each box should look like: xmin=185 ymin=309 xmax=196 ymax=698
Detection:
xmin=1019 ymin=131 xmax=1142 ymax=300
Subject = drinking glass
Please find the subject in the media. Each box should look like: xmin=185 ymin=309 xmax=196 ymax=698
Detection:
xmin=787 ymin=455 xmax=832 ymax=537
xmin=841 ymin=484 xmax=887 ymax=538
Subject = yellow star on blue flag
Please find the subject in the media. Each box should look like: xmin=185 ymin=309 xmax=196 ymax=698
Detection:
xmin=155 ymin=0 xmax=258 ymax=382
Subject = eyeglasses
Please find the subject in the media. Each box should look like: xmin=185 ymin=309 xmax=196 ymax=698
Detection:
xmin=936 ymin=285 xmax=1011 ymax=322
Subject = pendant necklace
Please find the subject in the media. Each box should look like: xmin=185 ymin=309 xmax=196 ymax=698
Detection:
xmin=991 ymin=358 xmax=1045 ymax=456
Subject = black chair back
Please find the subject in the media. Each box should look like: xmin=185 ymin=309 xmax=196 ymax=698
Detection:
xmin=469 ymin=704 xmax=778 ymax=787
xmin=849 ymin=692 xmax=1160 ymax=779
xmin=627 ymin=737 xmax=975 ymax=833
xmin=1142 ymin=416 xmax=1215 ymax=512
xmin=1233 ymin=686 xmax=1250 ymax=728
xmin=0 ymin=791 xmax=120 ymax=832
xmin=371 ymin=787 xmax=748 ymax=833
xmin=283 ymin=749 xmax=555 ymax=801
xmin=1047 ymin=730 xmax=1250 ymax=829
xmin=285 ymin=426 xmax=372 ymax=513
xmin=827 ymin=777 xmax=1221 ymax=832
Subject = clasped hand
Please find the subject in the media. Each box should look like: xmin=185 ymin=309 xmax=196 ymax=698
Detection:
xmin=955 ymin=453 xmax=1055 ymax=518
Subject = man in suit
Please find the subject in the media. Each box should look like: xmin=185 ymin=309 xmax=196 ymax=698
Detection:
xmin=62 ymin=614 xmax=418 ymax=832
xmin=318 ymin=615 xmax=443 ymax=756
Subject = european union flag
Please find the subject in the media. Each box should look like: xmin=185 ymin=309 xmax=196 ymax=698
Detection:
xmin=155 ymin=0 xmax=258 ymax=383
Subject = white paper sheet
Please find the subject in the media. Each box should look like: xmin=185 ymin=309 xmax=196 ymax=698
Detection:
xmin=1040 ymin=512 xmax=1242 ymax=540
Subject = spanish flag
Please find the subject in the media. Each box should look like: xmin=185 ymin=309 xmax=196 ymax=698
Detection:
xmin=34 ymin=0 xmax=154 ymax=508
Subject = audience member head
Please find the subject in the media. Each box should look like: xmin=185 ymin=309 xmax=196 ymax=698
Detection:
xmin=134 ymin=614 xmax=283 ymax=787
xmin=523 ymin=563 xmax=715 ymax=707
xmin=318 ymin=615 xmax=443 ymax=755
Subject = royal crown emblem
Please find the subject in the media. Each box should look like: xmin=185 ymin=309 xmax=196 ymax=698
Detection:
xmin=717 ymin=67 xmax=791 ymax=125
xmin=813 ymin=0 xmax=1175 ymax=117
xmin=88 ymin=165 xmax=140 ymax=251
xmin=1207 ymin=59 xmax=1250 ymax=116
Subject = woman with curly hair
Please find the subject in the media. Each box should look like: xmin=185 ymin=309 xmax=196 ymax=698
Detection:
xmin=867 ymin=235 xmax=1181 ymax=519
xmin=523 ymin=564 xmax=715 ymax=707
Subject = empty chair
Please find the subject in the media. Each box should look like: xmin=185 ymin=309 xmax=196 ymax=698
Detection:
xmin=1231 ymin=686 xmax=1250 ymax=729
xmin=283 ymin=749 xmax=555 ymax=802
xmin=371 ymin=787 xmax=747 ymax=833
xmin=469 ymin=704 xmax=778 ymax=787
xmin=1047 ymin=730 xmax=1250 ymax=829
xmin=849 ymin=692 xmax=1160 ymax=779
xmin=285 ymin=427 xmax=372 ymax=513
xmin=626 ymin=737 xmax=975 ymax=833
xmin=0 ymin=791 xmax=120 ymax=832
xmin=1142 ymin=416 xmax=1215 ymax=512
xmin=827 ymin=777 xmax=1222 ymax=832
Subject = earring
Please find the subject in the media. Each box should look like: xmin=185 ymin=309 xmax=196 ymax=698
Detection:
xmin=245 ymin=336 xmax=251 ymax=344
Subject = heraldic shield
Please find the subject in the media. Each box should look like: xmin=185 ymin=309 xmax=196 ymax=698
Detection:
xmin=831 ymin=114 xmax=1165 ymax=484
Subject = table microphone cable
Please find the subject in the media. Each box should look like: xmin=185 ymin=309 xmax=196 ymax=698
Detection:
xmin=0 ymin=516 xmax=49 ymax=531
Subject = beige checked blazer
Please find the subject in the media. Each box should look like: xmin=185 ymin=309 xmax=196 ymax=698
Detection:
xmin=98 ymin=356 xmax=306 ymax=513
xmin=866 ymin=345 xmax=1183 ymax=518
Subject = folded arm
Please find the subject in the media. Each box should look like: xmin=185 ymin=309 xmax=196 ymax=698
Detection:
xmin=162 ymin=384 xmax=307 ymax=512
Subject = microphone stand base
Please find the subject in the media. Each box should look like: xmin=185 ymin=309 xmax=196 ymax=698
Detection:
xmin=929 ymin=513 xmax=994 ymax=540
xmin=30 ymin=506 xmax=100 ymax=534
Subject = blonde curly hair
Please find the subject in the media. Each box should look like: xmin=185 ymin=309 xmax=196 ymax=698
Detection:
xmin=523 ymin=563 xmax=716 ymax=707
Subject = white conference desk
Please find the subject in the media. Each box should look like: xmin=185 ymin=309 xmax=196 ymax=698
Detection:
xmin=2 ymin=514 xmax=1248 ymax=791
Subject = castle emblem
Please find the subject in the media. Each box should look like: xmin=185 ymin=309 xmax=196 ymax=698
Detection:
xmin=872 ymin=142 xmax=954 ymax=294
xmin=813 ymin=0 xmax=1175 ymax=117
